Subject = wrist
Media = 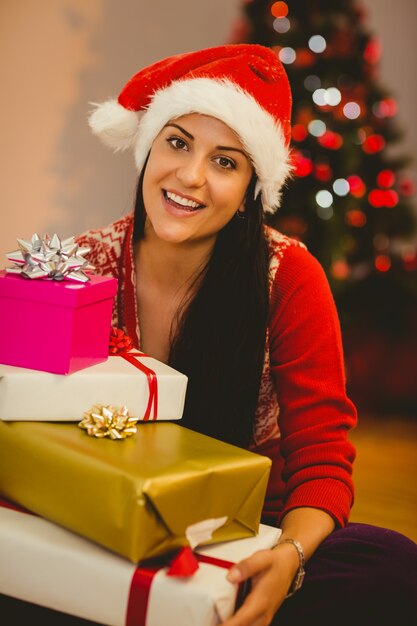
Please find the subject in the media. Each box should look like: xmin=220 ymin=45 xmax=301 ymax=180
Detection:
xmin=275 ymin=538 xmax=305 ymax=598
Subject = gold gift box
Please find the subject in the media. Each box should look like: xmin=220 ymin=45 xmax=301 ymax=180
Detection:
xmin=0 ymin=421 xmax=271 ymax=563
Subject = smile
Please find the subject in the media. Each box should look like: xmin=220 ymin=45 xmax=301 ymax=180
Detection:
xmin=163 ymin=190 xmax=205 ymax=211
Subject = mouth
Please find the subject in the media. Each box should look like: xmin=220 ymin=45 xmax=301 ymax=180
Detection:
xmin=163 ymin=190 xmax=206 ymax=212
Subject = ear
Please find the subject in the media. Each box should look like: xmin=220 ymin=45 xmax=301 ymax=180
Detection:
xmin=237 ymin=202 xmax=246 ymax=215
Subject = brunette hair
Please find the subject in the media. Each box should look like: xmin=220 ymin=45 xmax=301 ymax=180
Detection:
xmin=133 ymin=172 xmax=269 ymax=448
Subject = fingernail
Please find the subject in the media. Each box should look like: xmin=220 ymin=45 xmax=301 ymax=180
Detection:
xmin=227 ymin=566 xmax=242 ymax=583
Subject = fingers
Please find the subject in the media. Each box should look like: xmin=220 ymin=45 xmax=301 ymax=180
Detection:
xmin=227 ymin=549 xmax=274 ymax=583
xmin=221 ymin=586 xmax=275 ymax=626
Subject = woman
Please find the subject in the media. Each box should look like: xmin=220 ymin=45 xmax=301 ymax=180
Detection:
xmin=4 ymin=44 xmax=415 ymax=626
xmin=79 ymin=44 xmax=417 ymax=626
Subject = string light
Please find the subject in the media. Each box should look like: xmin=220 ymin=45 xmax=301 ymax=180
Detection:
xmin=308 ymin=119 xmax=326 ymax=136
xmin=331 ymin=260 xmax=350 ymax=280
xmin=317 ymin=205 xmax=334 ymax=220
xmin=333 ymin=178 xmax=350 ymax=196
xmin=372 ymin=98 xmax=398 ymax=118
xmin=345 ymin=209 xmax=366 ymax=227
xmin=273 ymin=17 xmax=290 ymax=33
xmin=375 ymin=254 xmax=391 ymax=272
xmin=368 ymin=189 xmax=398 ymax=208
xmin=304 ymin=75 xmax=321 ymax=91
xmin=292 ymin=150 xmax=313 ymax=177
xmin=292 ymin=124 xmax=308 ymax=142
xmin=316 ymin=190 xmax=333 ymax=208
xmin=271 ymin=1 xmax=288 ymax=18
xmin=363 ymin=38 xmax=381 ymax=64
xmin=347 ymin=175 xmax=366 ymax=197
xmin=279 ymin=47 xmax=296 ymax=64
xmin=377 ymin=170 xmax=395 ymax=188
xmin=315 ymin=163 xmax=332 ymax=181
xmin=318 ymin=131 xmax=343 ymax=149
xmin=308 ymin=35 xmax=327 ymax=53
xmin=362 ymin=134 xmax=385 ymax=154
xmin=343 ymin=102 xmax=361 ymax=119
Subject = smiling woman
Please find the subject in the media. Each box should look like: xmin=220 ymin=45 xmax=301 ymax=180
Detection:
xmin=7 ymin=44 xmax=414 ymax=626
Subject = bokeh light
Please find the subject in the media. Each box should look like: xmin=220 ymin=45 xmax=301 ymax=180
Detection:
xmin=279 ymin=47 xmax=296 ymax=64
xmin=316 ymin=190 xmax=333 ymax=208
xmin=343 ymin=102 xmax=361 ymax=119
xmin=317 ymin=205 xmax=334 ymax=220
xmin=308 ymin=119 xmax=326 ymax=137
xmin=345 ymin=209 xmax=367 ymax=227
xmin=347 ymin=175 xmax=366 ymax=197
xmin=292 ymin=124 xmax=308 ymax=142
xmin=273 ymin=17 xmax=290 ymax=33
xmin=271 ymin=1 xmax=289 ymax=18
xmin=318 ymin=131 xmax=343 ymax=149
xmin=362 ymin=134 xmax=385 ymax=154
xmin=308 ymin=35 xmax=327 ymax=53
xmin=377 ymin=170 xmax=395 ymax=188
xmin=333 ymin=178 xmax=350 ymax=196
xmin=375 ymin=254 xmax=391 ymax=272
xmin=304 ymin=75 xmax=321 ymax=91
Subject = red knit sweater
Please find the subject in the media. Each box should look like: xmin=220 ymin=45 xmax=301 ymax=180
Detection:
xmin=76 ymin=213 xmax=357 ymax=529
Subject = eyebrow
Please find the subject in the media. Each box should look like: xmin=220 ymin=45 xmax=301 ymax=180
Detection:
xmin=164 ymin=123 xmax=250 ymax=160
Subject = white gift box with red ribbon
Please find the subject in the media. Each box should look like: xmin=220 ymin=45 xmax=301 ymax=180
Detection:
xmin=0 ymin=500 xmax=281 ymax=626
xmin=0 ymin=350 xmax=187 ymax=421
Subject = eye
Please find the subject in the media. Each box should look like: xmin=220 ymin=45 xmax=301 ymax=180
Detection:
xmin=214 ymin=156 xmax=236 ymax=170
xmin=167 ymin=136 xmax=188 ymax=151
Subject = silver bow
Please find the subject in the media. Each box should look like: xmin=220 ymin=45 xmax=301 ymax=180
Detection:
xmin=6 ymin=233 xmax=95 ymax=283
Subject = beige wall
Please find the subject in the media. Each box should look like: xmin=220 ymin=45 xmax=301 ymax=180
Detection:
xmin=0 ymin=0 xmax=241 ymax=258
xmin=1 ymin=0 xmax=416 ymax=260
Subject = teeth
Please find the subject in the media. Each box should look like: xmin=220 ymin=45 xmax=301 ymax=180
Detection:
xmin=166 ymin=191 xmax=202 ymax=209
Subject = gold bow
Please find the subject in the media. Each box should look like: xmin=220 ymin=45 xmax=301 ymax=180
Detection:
xmin=78 ymin=404 xmax=138 ymax=439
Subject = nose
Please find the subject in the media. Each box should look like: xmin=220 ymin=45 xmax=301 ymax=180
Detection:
xmin=176 ymin=154 xmax=206 ymax=189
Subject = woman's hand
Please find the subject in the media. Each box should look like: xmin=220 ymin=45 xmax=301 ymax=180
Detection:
xmin=221 ymin=542 xmax=299 ymax=626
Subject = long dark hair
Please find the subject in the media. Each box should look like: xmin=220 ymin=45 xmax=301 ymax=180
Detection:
xmin=133 ymin=172 xmax=270 ymax=448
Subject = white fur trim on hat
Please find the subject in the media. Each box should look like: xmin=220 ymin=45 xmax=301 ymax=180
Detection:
xmin=89 ymin=100 xmax=140 ymax=152
xmin=136 ymin=78 xmax=292 ymax=213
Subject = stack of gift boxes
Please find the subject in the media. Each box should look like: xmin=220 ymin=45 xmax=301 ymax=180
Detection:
xmin=0 ymin=234 xmax=279 ymax=626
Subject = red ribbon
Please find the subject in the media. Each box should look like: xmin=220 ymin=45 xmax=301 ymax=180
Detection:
xmin=126 ymin=548 xmax=245 ymax=626
xmin=110 ymin=350 xmax=158 ymax=421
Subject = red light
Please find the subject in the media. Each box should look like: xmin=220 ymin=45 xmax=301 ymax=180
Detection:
xmin=314 ymin=163 xmax=332 ymax=181
xmin=377 ymin=170 xmax=395 ymax=188
xmin=375 ymin=255 xmax=391 ymax=272
xmin=347 ymin=175 xmax=366 ymax=198
xmin=363 ymin=134 xmax=385 ymax=154
xmin=345 ymin=210 xmax=367 ymax=227
xmin=364 ymin=38 xmax=381 ymax=64
xmin=384 ymin=190 xmax=399 ymax=207
xmin=368 ymin=189 xmax=385 ymax=207
xmin=331 ymin=260 xmax=350 ymax=280
xmin=399 ymin=178 xmax=415 ymax=196
xmin=271 ymin=1 xmax=288 ymax=17
xmin=383 ymin=98 xmax=398 ymax=117
xmin=291 ymin=124 xmax=308 ymax=142
xmin=318 ymin=131 xmax=343 ymax=150
xmin=292 ymin=151 xmax=313 ymax=177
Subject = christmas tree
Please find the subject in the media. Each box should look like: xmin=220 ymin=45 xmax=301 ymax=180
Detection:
xmin=231 ymin=0 xmax=417 ymax=412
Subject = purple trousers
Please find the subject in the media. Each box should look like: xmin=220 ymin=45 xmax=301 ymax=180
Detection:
xmin=1 ymin=523 xmax=417 ymax=626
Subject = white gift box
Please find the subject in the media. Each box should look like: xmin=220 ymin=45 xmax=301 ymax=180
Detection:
xmin=0 ymin=502 xmax=281 ymax=626
xmin=0 ymin=353 xmax=188 ymax=421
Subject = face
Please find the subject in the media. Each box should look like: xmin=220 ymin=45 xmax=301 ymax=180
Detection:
xmin=142 ymin=113 xmax=253 ymax=247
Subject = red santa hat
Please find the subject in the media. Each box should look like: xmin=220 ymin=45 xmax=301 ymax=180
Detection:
xmin=89 ymin=44 xmax=293 ymax=214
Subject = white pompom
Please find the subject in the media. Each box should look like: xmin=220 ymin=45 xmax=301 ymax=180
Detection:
xmin=88 ymin=100 xmax=139 ymax=151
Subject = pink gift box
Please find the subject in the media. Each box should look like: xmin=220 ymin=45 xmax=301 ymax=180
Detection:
xmin=0 ymin=270 xmax=118 ymax=374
